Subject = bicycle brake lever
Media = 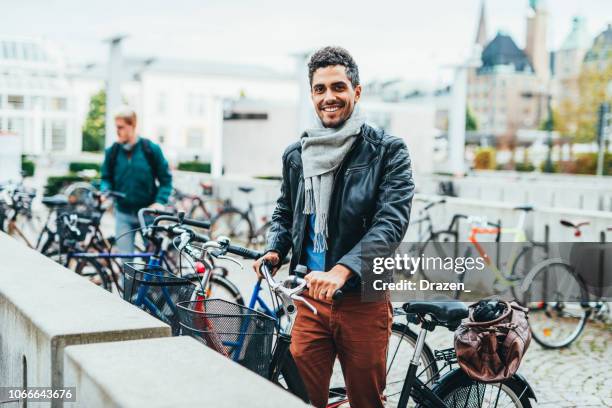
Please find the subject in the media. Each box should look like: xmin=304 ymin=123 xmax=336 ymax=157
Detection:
xmin=291 ymin=294 xmax=317 ymax=315
xmin=216 ymin=254 xmax=244 ymax=270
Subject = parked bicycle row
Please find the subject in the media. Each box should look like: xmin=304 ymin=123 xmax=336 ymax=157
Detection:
xmin=1 ymin=180 xmax=610 ymax=406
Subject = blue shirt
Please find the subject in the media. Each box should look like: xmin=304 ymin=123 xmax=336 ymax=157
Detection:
xmin=304 ymin=214 xmax=326 ymax=271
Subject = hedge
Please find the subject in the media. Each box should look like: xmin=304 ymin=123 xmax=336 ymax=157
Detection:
xmin=21 ymin=158 xmax=35 ymax=177
xmin=69 ymin=162 xmax=102 ymax=173
xmin=177 ymin=161 xmax=211 ymax=173
xmin=44 ymin=175 xmax=100 ymax=196
xmin=473 ymin=148 xmax=496 ymax=170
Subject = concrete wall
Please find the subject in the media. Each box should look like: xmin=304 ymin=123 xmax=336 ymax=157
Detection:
xmin=63 ymin=337 xmax=308 ymax=408
xmin=0 ymin=233 xmax=171 ymax=407
xmin=416 ymin=172 xmax=612 ymax=212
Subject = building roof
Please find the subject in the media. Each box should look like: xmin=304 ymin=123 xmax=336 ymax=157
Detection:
xmin=72 ymin=56 xmax=294 ymax=82
xmin=584 ymin=24 xmax=612 ymax=64
xmin=479 ymin=32 xmax=533 ymax=74
xmin=560 ymin=17 xmax=591 ymax=51
xmin=0 ymin=38 xmax=67 ymax=68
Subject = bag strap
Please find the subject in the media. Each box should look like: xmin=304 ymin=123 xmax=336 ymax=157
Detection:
xmin=140 ymin=138 xmax=159 ymax=182
xmin=107 ymin=142 xmax=121 ymax=187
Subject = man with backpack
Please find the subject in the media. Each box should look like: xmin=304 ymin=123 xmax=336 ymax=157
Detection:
xmin=101 ymin=107 xmax=172 ymax=253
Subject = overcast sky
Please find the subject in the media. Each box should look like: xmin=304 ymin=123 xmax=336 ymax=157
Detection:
xmin=3 ymin=0 xmax=611 ymax=86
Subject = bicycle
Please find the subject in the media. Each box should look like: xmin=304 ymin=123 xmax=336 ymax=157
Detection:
xmin=518 ymin=223 xmax=611 ymax=349
xmin=175 ymin=234 xmax=536 ymax=407
xmin=412 ymin=205 xmax=548 ymax=301
xmin=209 ymin=186 xmax=275 ymax=248
xmin=0 ymin=181 xmax=40 ymax=248
xmin=172 ymin=182 xmax=225 ymax=221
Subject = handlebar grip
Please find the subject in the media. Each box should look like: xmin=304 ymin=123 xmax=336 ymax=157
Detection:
xmin=152 ymin=215 xmax=211 ymax=229
xmin=332 ymin=289 xmax=344 ymax=301
xmin=226 ymin=244 xmax=263 ymax=260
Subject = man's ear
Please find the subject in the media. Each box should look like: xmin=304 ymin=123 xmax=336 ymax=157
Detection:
xmin=354 ymin=84 xmax=362 ymax=102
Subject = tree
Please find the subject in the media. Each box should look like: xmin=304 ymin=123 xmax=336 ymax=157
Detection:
xmin=82 ymin=90 xmax=106 ymax=152
xmin=573 ymin=61 xmax=612 ymax=143
xmin=466 ymin=107 xmax=478 ymax=131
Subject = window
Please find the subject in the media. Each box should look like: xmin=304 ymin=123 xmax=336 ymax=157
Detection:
xmin=7 ymin=95 xmax=24 ymax=110
xmin=157 ymin=92 xmax=167 ymax=114
xmin=157 ymin=128 xmax=166 ymax=144
xmin=187 ymin=94 xmax=206 ymax=116
xmin=186 ymin=128 xmax=204 ymax=148
xmin=51 ymin=121 xmax=66 ymax=151
xmin=7 ymin=118 xmax=25 ymax=136
xmin=49 ymin=97 xmax=67 ymax=111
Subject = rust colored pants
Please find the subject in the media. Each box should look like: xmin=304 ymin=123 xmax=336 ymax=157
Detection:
xmin=290 ymin=292 xmax=392 ymax=408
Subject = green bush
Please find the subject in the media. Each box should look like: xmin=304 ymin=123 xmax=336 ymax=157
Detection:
xmin=69 ymin=162 xmax=102 ymax=173
xmin=177 ymin=161 xmax=211 ymax=173
xmin=21 ymin=157 xmax=35 ymax=177
xmin=473 ymin=148 xmax=496 ymax=170
xmin=515 ymin=162 xmax=535 ymax=172
xmin=255 ymin=175 xmax=282 ymax=181
xmin=573 ymin=153 xmax=612 ymax=175
xmin=44 ymin=175 xmax=100 ymax=196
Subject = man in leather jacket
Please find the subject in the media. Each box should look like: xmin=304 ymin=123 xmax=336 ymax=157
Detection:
xmin=253 ymin=46 xmax=414 ymax=408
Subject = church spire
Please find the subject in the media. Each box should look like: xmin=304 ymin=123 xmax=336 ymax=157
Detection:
xmin=475 ymin=0 xmax=488 ymax=47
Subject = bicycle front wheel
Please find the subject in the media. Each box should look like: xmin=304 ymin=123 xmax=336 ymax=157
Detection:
xmin=521 ymin=260 xmax=589 ymax=349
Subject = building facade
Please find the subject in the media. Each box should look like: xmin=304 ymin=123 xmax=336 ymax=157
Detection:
xmin=0 ymin=37 xmax=79 ymax=155
xmin=466 ymin=1 xmax=549 ymax=145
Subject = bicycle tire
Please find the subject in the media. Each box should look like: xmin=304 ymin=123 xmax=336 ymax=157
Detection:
xmin=383 ymin=323 xmax=439 ymax=407
xmin=419 ymin=369 xmax=533 ymax=408
xmin=413 ymin=231 xmax=460 ymax=283
xmin=521 ymin=259 xmax=589 ymax=349
xmin=183 ymin=272 xmax=245 ymax=306
xmin=74 ymin=258 xmax=112 ymax=291
xmin=210 ymin=208 xmax=253 ymax=247
xmin=509 ymin=244 xmax=547 ymax=302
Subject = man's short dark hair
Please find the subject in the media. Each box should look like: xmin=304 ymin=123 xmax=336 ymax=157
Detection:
xmin=308 ymin=46 xmax=360 ymax=89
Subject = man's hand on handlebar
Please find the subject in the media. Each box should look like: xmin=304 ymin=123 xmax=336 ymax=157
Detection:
xmin=148 ymin=202 xmax=166 ymax=212
xmin=305 ymin=265 xmax=353 ymax=301
xmin=253 ymin=251 xmax=281 ymax=278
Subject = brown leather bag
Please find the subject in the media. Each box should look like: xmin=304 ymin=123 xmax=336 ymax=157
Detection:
xmin=454 ymin=300 xmax=531 ymax=383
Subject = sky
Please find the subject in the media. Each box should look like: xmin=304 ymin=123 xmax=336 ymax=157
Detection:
xmin=2 ymin=0 xmax=611 ymax=86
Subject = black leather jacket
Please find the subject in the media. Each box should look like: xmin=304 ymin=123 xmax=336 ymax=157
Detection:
xmin=266 ymin=123 xmax=415 ymax=288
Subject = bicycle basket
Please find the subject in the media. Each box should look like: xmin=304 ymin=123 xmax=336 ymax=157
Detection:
xmin=176 ymin=299 xmax=275 ymax=377
xmin=56 ymin=212 xmax=92 ymax=242
xmin=123 ymin=262 xmax=199 ymax=335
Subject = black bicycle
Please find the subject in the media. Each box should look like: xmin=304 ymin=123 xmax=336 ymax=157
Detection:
xmin=175 ymin=234 xmax=537 ymax=408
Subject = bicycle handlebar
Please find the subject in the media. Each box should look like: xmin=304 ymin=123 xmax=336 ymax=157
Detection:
xmin=151 ymin=213 xmax=211 ymax=230
xmin=138 ymin=208 xmax=177 ymax=230
xmin=424 ymin=198 xmax=446 ymax=211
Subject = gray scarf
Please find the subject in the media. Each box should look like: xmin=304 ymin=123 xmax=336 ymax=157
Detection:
xmin=301 ymin=105 xmax=365 ymax=252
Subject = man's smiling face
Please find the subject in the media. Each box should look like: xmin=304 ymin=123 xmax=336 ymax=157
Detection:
xmin=311 ymin=65 xmax=361 ymax=128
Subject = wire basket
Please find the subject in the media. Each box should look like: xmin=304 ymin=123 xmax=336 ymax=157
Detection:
xmin=123 ymin=262 xmax=199 ymax=335
xmin=176 ymin=299 xmax=276 ymax=377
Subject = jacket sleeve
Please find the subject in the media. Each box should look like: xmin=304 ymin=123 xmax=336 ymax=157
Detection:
xmin=265 ymin=150 xmax=294 ymax=260
xmin=153 ymin=144 xmax=173 ymax=205
xmin=100 ymin=146 xmax=112 ymax=192
xmin=337 ymin=137 xmax=415 ymax=278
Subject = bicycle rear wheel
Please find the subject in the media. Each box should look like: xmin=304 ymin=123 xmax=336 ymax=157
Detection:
xmin=210 ymin=208 xmax=253 ymax=247
xmin=422 ymin=369 xmax=533 ymax=408
xmin=521 ymin=260 xmax=589 ymax=349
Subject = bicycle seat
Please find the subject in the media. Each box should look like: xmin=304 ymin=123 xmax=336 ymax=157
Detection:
xmin=402 ymin=301 xmax=468 ymax=323
xmin=42 ymin=194 xmax=69 ymax=207
xmin=238 ymin=186 xmax=254 ymax=194
xmin=513 ymin=205 xmax=534 ymax=212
